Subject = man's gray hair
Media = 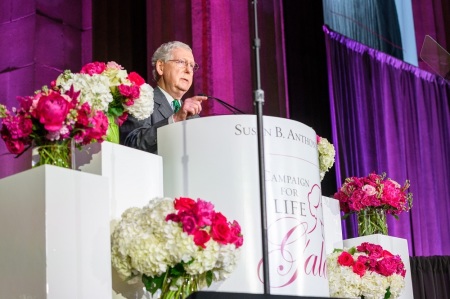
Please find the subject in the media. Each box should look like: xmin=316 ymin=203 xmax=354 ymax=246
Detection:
xmin=151 ymin=41 xmax=193 ymax=81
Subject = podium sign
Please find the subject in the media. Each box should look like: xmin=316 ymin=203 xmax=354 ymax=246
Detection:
xmin=158 ymin=115 xmax=329 ymax=297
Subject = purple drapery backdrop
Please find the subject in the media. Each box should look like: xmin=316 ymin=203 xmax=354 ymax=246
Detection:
xmin=324 ymin=26 xmax=450 ymax=256
xmin=0 ymin=0 xmax=92 ymax=179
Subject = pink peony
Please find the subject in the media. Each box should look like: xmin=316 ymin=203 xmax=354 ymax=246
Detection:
xmin=118 ymin=84 xmax=140 ymax=100
xmin=0 ymin=125 xmax=29 ymax=154
xmin=34 ymin=92 xmax=71 ymax=132
xmin=194 ymin=199 xmax=215 ymax=227
xmin=80 ymin=62 xmax=106 ymax=75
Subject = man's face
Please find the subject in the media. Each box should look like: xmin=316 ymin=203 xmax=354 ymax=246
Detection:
xmin=157 ymin=47 xmax=195 ymax=99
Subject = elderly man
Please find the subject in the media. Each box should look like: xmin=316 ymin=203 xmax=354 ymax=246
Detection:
xmin=120 ymin=41 xmax=206 ymax=153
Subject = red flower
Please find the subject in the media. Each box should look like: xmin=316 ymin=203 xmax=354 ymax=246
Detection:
xmin=337 ymin=251 xmax=354 ymax=267
xmin=128 ymin=72 xmax=145 ymax=86
xmin=211 ymin=212 xmax=232 ymax=245
xmin=193 ymin=230 xmax=210 ymax=248
xmin=174 ymin=197 xmax=196 ymax=212
xmin=352 ymin=261 xmax=366 ymax=277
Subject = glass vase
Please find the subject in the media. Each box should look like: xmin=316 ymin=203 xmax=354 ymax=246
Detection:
xmin=357 ymin=209 xmax=388 ymax=236
xmin=160 ymin=273 xmax=204 ymax=299
xmin=32 ymin=139 xmax=75 ymax=169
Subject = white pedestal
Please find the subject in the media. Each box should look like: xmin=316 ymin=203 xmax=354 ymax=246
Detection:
xmin=343 ymin=235 xmax=414 ymax=299
xmin=75 ymin=142 xmax=164 ymax=299
xmin=322 ymin=196 xmax=343 ymax=254
xmin=75 ymin=142 xmax=164 ymax=219
xmin=0 ymin=166 xmax=112 ymax=299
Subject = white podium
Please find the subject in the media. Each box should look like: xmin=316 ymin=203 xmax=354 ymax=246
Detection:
xmin=0 ymin=166 xmax=112 ymax=299
xmin=157 ymin=115 xmax=329 ymax=297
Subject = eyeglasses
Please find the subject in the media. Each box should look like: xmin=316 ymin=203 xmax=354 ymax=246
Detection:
xmin=167 ymin=59 xmax=199 ymax=72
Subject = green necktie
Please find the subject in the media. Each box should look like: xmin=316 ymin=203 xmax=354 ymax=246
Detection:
xmin=172 ymin=100 xmax=181 ymax=113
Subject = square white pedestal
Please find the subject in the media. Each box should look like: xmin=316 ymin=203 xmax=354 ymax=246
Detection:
xmin=0 ymin=165 xmax=111 ymax=299
xmin=75 ymin=142 xmax=164 ymax=219
xmin=343 ymin=234 xmax=414 ymax=299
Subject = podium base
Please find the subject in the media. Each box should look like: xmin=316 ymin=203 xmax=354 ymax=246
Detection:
xmin=187 ymin=292 xmax=333 ymax=299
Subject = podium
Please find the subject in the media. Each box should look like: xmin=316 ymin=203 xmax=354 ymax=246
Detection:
xmin=157 ymin=115 xmax=329 ymax=297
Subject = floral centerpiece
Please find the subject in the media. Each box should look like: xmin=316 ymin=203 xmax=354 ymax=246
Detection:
xmin=111 ymin=197 xmax=244 ymax=299
xmin=327 ymin=242 xmax=406 ymax=299
xmin=317 ymin=135 xmax=336 ymax=181
xmin=54 ymin=61 xmax=154 ymax=143
xmin=0 ymin=86 xmax=108 ymax=168
xmin=333 ymin=173 xmax=413 ymax=236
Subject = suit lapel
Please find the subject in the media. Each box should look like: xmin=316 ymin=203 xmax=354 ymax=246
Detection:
xmin=154 ymin=87 xmax=174 ymax=118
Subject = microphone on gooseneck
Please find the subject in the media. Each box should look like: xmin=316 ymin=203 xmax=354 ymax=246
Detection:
xmin=198 ymin=93 xmax=245 ymax=115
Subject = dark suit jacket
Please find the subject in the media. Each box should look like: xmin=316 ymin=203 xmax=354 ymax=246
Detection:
xmin=120 ymin=87 xmax=198 ymax=154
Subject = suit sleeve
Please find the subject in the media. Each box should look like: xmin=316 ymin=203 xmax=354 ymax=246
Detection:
xmin=123 ymin=117 xmax=169 ymax=154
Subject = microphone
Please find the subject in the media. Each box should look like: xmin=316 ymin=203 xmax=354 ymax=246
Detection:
xmin=198 ymin=93 xmax=245 ymax=115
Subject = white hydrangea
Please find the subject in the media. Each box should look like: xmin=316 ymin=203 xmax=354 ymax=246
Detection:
xmin=56 ymin=72 xmax=113 ymax=112
xmin=126 ymin=83 xmax=154 ymax=120
xmin=317 ymin=136 xmax=336 ymax=181
xmin=110 ymin=197 xmax=241 ymax=286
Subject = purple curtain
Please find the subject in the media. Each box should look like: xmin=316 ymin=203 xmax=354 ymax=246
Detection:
xmin=324 ymin=26 xmax=450 ymax=256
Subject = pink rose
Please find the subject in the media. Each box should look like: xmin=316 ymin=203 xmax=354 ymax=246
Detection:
xmin=352 ymin=261 xmax=366 ymax=277
xmin=337 ymin=251 xmax=354 ymax=267
xmin=180 ymin=213 xmax=197 ymax=235
xmin=128 ymin=72 xmax=145 ymax=86
xmin=228 ymin=220 xmax=243 ymax=248
xmin=80 ymin=62 xmax=106 ymax=75
xmin=34 ymin=92 xmax=71 ymax=132
xmin=362 ymin=184 xmax=376 ymax=196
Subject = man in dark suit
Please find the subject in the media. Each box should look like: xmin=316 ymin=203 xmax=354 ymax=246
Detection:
xmin=120 ymin=41 xmax=207 ymax=153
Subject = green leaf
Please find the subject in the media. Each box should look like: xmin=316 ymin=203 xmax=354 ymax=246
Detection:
xmin=170 ymin=263 xmax=186 ymax=277
xmin=205 ymin=270 xmax=213 ymax=287
xmin=348 ymin=247 xmax=356 ymax=255
xmin=384 ymin=286 xmax=391 ymax=299
xmin=142 ymin=273 xmax=165 ymax=295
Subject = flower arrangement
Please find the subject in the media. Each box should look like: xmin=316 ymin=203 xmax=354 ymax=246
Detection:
xmin=0 ymin=86 xmax=108 ymax=166
xmin=333 ymin=172 xmax=413 ymax=235
xmin=317 ymin=135 xmax=336 ymax=181
xmin=111 ymin=197 xmax=243 ymax=299
xmin=327 ymin=242 xmax=406 ymax=299
xmin=54 ymin=61 xmax=154 ymax=142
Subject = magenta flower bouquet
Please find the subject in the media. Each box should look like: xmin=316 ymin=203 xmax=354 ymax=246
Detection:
xmin=111 ymin=197 xmax=243 ymax=299
xmin=0 ymin=86 xmax=108 ymax=168
xmin=55 ymin=61 xmax=154 ymax=143
xmin=327 ymin=242 xmax=406 ymax=298
xmin=333 ymin=172 xmax=413 ymax=235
